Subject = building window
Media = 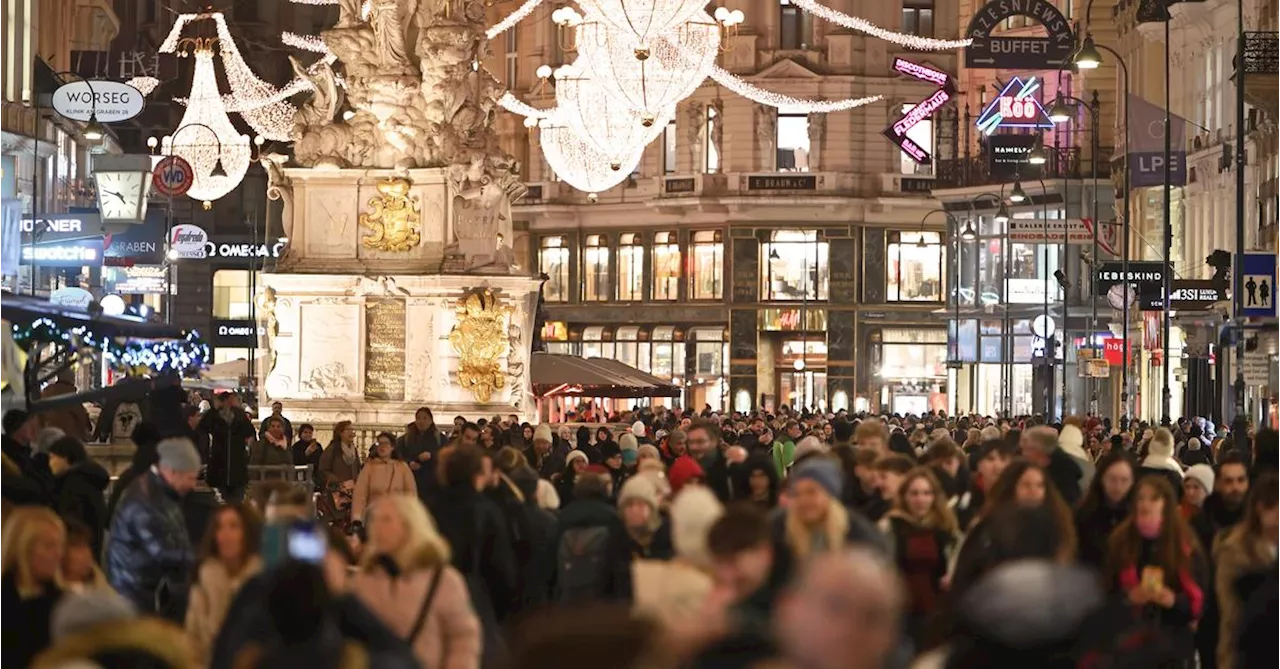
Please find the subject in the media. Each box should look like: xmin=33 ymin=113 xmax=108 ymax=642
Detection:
xmin=505 ymin=27 xmax=518 ymax=88
xmin=652 ymin=231 xmax=681 ymax=300
xmin=776 ymin=108 xmax=810 ymax=172
xmin=779 ymin=0 xmax=811 ymax=49
xmin=618 ymin=233 xmax=644 ymax=301
xmin=902 ymin=0 xmax=933 ymax=37
xmin=539 ymin=236 xmax=570 ymax=302
xmin=899 ymin=103 xmax=934 ymax=175
xmin=763 ymin=230 xmax=829 ymax=301
xmin=663 ymin=121 xmax=677 ymax=174
xmin=887 ymin=231 xmax=944 ymax=302
xmin=213 ymin=269 xmax=259 ymax=319
xmin=704 ymin=106 xmax=720 ymax=174
xmin=582 ymin=234 xmax=611 ymax=301
xmin=650 ymin=326 xmax=684 ymax=380
xmin=690 ymin=230 xmax=723 ymax=300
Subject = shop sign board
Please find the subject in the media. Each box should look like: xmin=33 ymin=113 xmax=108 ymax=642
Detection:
xmin=1241 ymin=252 xmax=1277 ymax=318
xmin=976 ymin=77 xmax=1055 ymax=136
xmin=964 ymin=0 xmax=1076 ymax=70
xmin=51 ymin=79 xmax=145 ymax=122
xmin=212 ymin=319 xmax=265 ymax=347
xmin=883 ymin=58 xmax=956 ymax=165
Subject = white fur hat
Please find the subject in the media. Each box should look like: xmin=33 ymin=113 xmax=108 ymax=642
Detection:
xmin=669 ymin=485 xmax=724 ymax=568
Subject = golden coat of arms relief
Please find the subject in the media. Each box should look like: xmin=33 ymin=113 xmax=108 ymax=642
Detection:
xmin=359 ymin=177 xmax=422 ymax=252
xmin=448 ymin=288 xmax=513 ymax=403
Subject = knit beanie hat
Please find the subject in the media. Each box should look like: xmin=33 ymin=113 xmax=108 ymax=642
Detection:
xmin=668 ymin=455 xmax=705 ymax=495
xmin=622 ymin=449 xmax=639 ymax=466
xmin=618 ymin=475 xmax=663 ymax=532
xmin=789 ymin=458 xmax=843 ymax=499
xmin=618 ymin=433 xmax=639 ymax=452
xmin=793 ymin=436 xmax=828 ymax=462
xmin=534 ymin=423 xmax=553 ymax=444
xmin=632 ymin=420 xmax=647 ymax=438
xmin=565 ymin=450 xmax=588 ymax=467
xmin=669 ymin=485 xmax=724 ymax=568
xmin=1185 ymin=463 xmax=1215 ymax=493
xmin=51 ymin=590 xmax=137 ymax=641
xmin=536 ymin=478 xmax=562 ymax=510
xmin=600 ymin=441 xmax=622 ymax=460
xmin=637 ymin=443 xmax=661 ymax=461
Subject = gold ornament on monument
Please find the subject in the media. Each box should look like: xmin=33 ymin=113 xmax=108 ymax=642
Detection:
xmin=448 ymin=288 xmax=512 ymax=403
xmin=359 ymin=177 xmax=422 ymax=252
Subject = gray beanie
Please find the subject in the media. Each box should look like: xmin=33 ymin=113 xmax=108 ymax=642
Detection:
xmin=51 ymin=590 xmax=137 ymax=641
xmin=789 ymin=458 xmax=843 ymax=499
xmin=156 ymin=437 xmax=202 ymax=472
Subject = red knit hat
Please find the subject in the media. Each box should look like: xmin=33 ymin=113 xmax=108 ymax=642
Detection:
xmin=668 ymin=455 xmax=705 ymax=495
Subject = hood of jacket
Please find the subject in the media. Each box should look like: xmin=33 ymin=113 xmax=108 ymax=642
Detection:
xmin=32 ymin=617 xmax=194 ymax=669
xmin=61 ymin=459 xmax=110 ymax=491
xmin=559 ymin=496 xmax=621 ymax=530
xmin=1140 ymin=453 xmax=1185 ymax=477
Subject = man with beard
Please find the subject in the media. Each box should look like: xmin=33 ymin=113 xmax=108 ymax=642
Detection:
xmin=198 ymin=391 xmax=255 ymax=502
xmin=688 ymin=420 xmax=734 ymax=503
xmin=1193 ymin=451 xmax=1252 ymax=669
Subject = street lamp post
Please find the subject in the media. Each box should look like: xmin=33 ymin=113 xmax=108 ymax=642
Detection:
xmin=921 ymin=209 xmax=960 ymax=414
xmin=148 ymin=122 xmax=226 ymax=325
xmin=1074 ymin=34 xmax=1133 ymax=422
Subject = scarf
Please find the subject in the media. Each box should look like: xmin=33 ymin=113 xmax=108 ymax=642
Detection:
xmin=341 ymin=441 xmax=357 ymax=466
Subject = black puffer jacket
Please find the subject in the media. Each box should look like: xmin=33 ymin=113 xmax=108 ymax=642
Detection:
xmin=104 ymin=470 xmax=195 ymax=621
xmin=53 ymin=459 xmax=110 ymax=558
xmin=200 ymin=409 xmax=255 ymax=489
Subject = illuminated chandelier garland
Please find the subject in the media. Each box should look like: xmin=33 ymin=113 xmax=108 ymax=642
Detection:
xmin=580 ymin=0 xmax=708 ymax=47
xmin=162 ymin=49 xmax=251 ymax=204
xmin=554 ymin=66 xmax=673 ymax=169
xmin=539 ymin=120 xmax=646 ymax=193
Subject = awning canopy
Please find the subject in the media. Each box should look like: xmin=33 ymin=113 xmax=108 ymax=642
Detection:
xmin=531 ymin=352 xmax=681 ymax=398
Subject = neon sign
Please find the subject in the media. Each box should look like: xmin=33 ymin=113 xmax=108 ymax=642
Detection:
xmin=976 ymin=76 xmax=1055 ymax=136
xmin=884 ymin=59 xmax=956 ymax=166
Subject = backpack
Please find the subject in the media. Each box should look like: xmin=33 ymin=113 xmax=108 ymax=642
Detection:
xmin=554 ymin=525 xmax=610 ymax=602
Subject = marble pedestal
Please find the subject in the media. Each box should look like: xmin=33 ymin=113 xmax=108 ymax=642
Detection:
xmin=258 ymin=273 xmax=540 ymax=427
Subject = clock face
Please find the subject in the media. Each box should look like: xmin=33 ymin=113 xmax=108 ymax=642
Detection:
xmin=95 ymin=171 xmax=145 ymax=221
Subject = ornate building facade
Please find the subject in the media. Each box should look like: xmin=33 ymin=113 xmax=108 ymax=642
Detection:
xmin=488 ymin=0 xmax=963 ymax=414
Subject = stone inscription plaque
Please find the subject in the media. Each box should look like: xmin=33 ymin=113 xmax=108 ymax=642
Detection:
xmin=365 ymin=298 xmax=407 ymax=400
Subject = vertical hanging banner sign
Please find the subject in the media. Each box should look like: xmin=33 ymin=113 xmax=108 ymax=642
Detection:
xmin=883 ymin=58 xmax=956 ymax=165
xmin=1241 ymin=252 xmax=1277 ymax=318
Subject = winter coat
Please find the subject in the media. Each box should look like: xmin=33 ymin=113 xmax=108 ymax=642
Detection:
xmin=1213 ymin=528 xmax=1277 ymax=669
xmin=768 ymin=503 xmax=889 ymax=597
xmin=293 ymin=438 xmax=324 ymax=480
xmin=185 ymin=556 xmax=263 ymax=665
xmin=258 ymin=413 xmax=294 ymax=444
xmin=540 ymin=495 xmax=635 ymax=602
xmin=31 ymin=616 xmax=195 ymax=669
xmin=200 ymin=409 xmax=255 ymax=489
xmin=52 ymin=459 xmax=110 ymax=558
xmin=104 ymin=470 xmax=196 ymax=621
xmin=38 ymin=380 xmax=92 ymax=440
xmin=250 ymin=434 xmax=296 ymax=467
xmin=209 ymin=571 xmax=419 ymax=669
xmin=1075 ymin=502 xmax=1130 ymax=569
xmin=1110 ymin=538 xmax=1205 ymax=640
xmin=523 ymin=446 xmax=563 ymax=481
xmin=1 ymin=574 xmax=62 ymax=668
xmin=701 ymin=449 xmax=736 ymax=503
xmin=1046 ymin=447 xmax=1084 ymax=506
xmin=318 ymin=442 xmax=363 ymax=488
xmin=351 ymin=565 xmax=482 ymax=669
xmin=877 ymin=512 xmax=955 ymax=618
xmin=1178 ymin=443 xmax=1214 ymax=468
xmin=428 ymin=486 xmax=518 ymax=644
xmin=352 ymin=457 xmax=417 ymax=520
xmin=2 ymin=435 xmax=52 ymax=505
xmin=398 ymin=423 xmax=443 ymax=497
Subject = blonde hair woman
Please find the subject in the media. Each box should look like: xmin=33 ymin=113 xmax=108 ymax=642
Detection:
xmin=2 ymin=507 xmax=66 ymax=667
xmin=349 ymin=494 xmax=481 ymax=669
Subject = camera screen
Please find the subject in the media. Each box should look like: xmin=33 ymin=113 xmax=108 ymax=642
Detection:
xmin=287 ymin=524 xmax=326 ymax=564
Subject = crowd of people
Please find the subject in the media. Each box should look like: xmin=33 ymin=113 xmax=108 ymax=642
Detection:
xmin=2 ymin=390 xmax=1278 ymax=669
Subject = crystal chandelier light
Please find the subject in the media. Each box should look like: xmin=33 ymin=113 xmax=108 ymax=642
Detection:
xmin=574 ymin=11 xmax=720 ymax=126
xmin=577 ymin=0 xmax=708 ymax=47
xmin=162 ymin=49 xmax=251 ymax=204
xmin=539 ymin=120 xmax=645 ymax=194
xmin=553 ymin=65 xmax=673 ymax=168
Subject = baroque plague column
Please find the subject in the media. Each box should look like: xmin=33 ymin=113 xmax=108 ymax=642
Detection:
xmin=259 ymin=0 xmax=541 ymax=425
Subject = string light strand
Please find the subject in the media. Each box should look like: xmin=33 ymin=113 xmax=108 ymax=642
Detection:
xmin=486 ymin=0 xmax=546 ymax=38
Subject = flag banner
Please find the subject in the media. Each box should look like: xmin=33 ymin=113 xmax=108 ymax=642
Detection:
xmin=1128 ymin=94 xmax=1187 ymax=187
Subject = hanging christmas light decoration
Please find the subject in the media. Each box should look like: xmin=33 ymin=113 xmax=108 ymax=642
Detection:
xmin=162 ymin=48 xmax=251 ymax=205
xmin=553 ymin=65 xmax=673 ymax=168
xmin=577 ymin=0 xmax=708 ymax=48
xmin=573 ymin=9 xmax=721 ymax=125
xmin=539 ymin=120 xmax=645 ymax=194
